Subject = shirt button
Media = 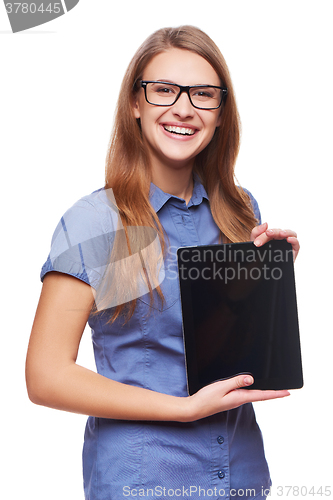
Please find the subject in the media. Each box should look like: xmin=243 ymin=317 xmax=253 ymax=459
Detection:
xmin=217 ymin=435 xmax=224 ymax=444
xmin=218 ymin=470 xmax=225 ymax=479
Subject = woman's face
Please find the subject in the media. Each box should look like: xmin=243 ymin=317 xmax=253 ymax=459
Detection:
xmin=133 ymin=48 xmax=222 ymax=174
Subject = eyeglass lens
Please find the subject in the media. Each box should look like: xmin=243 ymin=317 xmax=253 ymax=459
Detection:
xmin=145 ymin=82 xmax=222 ymax=109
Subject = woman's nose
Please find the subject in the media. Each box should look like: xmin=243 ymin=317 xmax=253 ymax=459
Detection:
xmin=171 ymin=91 xmax=195 ymax=118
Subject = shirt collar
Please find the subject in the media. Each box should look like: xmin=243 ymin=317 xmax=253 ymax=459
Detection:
xmin=149 ymin=174 xmax=209 ymax=213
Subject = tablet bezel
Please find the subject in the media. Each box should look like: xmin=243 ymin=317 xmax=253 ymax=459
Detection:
xmin=177 ymin=240 xmax=303 ymax=395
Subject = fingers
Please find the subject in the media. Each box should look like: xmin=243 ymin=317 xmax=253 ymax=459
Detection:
xmin=224 ymin=389 xmax=290 ymax=413
xmin=222 ymin=374 xmax=290 ymax=402
xmin=189 ymin=375 xmax=290 ymax=421
xmin=286 ymin=236 xmax=300 ymax=261
xmin=251 ymin=227 xmax=300 ymax=261
xmin=223 ymin=382 xmax=290 ymax=410
xmin=253 ymin=228 xmax=297 ymax=247
xmin=250 ymin=222 xmax=268 ymax=241
xmin=251 ymin=389 xmax=291 ymax=401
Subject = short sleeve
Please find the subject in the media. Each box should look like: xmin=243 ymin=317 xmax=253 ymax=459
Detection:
xmin=40 ymin=188 xmax=119 ymax=290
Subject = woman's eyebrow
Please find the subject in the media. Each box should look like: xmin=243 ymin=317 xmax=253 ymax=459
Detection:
xmin=153 ymin=79 xmax=215 ymax=86
xmin=154 ymin=79 xmax=176 ymax=83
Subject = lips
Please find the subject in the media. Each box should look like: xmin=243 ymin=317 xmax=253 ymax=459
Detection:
xmin=163 ymin=125 xmax=196 ymax=136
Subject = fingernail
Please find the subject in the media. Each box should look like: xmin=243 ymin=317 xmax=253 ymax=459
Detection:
xmin=244 ymin=376 xmax=254 ymax=385
xmin=254 ymin=240 xmax=261 ymax=247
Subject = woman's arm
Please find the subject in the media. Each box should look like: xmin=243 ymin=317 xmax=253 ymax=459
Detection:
xmin=26 ymin=272 xmax=289 ymax=423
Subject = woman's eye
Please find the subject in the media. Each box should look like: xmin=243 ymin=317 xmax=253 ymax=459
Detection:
xmin=156 ymin=87 xmax=175 ymax=94
xmin=194 ymin=90 xmax=213 ymax=98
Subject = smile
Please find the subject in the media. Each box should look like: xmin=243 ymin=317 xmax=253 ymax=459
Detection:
xmin=163 ymin=125 xmax=196 ymax=136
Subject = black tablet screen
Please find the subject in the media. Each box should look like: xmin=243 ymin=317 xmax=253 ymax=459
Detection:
xmin=177 ymin=240 xmax=303 ymax=394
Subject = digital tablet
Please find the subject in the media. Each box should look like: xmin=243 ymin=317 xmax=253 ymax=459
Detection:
xmin=177 ymin=239 xmax=303 ymax=395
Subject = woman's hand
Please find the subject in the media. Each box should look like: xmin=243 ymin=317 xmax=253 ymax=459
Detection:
xmin=250 ymin=222 xmax=300 ymax=261
xmin=185 ymin=375 xmax=289 ymax=422
xmin=27 ymin=272 xmax=290 ymax=424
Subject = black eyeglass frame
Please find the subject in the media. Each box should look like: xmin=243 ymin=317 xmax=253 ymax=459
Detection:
xmin=140 ymin=80 xmax=228 ymax=110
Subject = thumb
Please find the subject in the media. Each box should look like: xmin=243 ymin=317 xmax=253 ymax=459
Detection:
xmin=223 ymin=374 xmax=254 ymax=393
xmin=250 ymin=222 xmax=268 ymax=241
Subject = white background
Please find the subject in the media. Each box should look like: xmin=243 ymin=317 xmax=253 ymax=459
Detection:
xmin=1 ymin=1 xmax=332 ymax=499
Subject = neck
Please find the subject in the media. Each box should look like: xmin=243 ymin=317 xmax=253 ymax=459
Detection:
xmin=150 ymin=162 xmax=194 ymax=205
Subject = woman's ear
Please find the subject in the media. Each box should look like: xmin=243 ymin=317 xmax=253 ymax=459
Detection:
xmin=215 ymin=107 xmax=223 ymax=128
xmin=132 ymin=95 xmax=141 ymax=119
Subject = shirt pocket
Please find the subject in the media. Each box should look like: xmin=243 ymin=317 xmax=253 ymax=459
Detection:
xmin=138 ymin=262 xmax=180 ymax=312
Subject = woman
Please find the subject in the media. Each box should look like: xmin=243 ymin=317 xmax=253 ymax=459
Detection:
xmin=26 ymin=26 xmax=299 ymax=499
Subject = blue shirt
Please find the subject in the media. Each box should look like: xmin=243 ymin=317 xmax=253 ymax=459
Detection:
xmin=41 ymin=178 xmax=271 ymax=500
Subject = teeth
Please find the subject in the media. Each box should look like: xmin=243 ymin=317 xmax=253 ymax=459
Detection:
xmin=164 ymin=125 xmax=195 ymax=135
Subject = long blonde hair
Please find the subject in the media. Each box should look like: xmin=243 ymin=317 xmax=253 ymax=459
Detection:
xmin=101 ymin=25 xmax=258 ymax=322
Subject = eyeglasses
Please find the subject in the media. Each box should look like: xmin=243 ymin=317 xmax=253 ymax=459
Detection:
xmin=140 ymin=81 xmax=228 ymax=110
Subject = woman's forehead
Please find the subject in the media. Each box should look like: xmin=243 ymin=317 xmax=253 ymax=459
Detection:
xmin=142 ymin=48 xmax=220 ymax=86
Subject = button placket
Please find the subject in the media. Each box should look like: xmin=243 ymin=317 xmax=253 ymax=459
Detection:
xmin=217 ymin=435 xmax=224 ymax=445
xmin=170 ymin=204 xmax=200 ymax=247
xmin=218 ymin=470 xmax=226 ymax=479
xmin=216 ymin=435 xmax=227 ymax=481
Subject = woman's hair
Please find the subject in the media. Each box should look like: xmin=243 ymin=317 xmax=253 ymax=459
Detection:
xmin=100 ymin=25 xmax=258 ymax=322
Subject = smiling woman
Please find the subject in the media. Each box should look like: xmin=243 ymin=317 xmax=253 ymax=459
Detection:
xmin=132 ymin=48 xmax=224 ymax=188
xmin=26 ymin=25 xmax=299 ymax=500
